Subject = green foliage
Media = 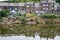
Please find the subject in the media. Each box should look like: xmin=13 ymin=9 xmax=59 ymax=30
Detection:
xmin=31 ymin=13 xmax=37 ymax=17
xmin=41 ymin=14 xmax=58 ymax=19
xmin=8 ymin=0 xmax=21 ymax=3
xmin=57 ymin=14 xmax=60 ymax=18
xmin=0 ymin=10 xmax=10 ymax=17
xmin=8 ymin=0 xmax=40 ymax=3
xmin=56 ymin=0 xmax=60 ymax=3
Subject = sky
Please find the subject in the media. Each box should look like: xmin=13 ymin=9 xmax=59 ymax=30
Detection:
xmin=0 ymin=0 xmax=8 ymax=1
xmin=0 ymin=0 xmax=4 ymax=1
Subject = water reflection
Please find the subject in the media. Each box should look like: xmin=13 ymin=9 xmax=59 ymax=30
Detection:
xmin=0 ymin=24 xmax=60 ymax=40
xmin=0 ymin=36 xmax=60 ymax=40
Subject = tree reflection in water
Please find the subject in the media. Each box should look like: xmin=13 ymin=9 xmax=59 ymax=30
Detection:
xmin=0 ymin=24 xmax=60 ymax=40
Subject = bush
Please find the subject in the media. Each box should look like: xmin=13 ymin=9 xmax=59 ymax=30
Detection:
xmin=31 ymin=13 xmax=37 ymax=17
xmin=41 ymin=14 xmax=58 ymax=19
xmin=0 ymin=10 xmax=10 ymax=17
xmin=57 ymin=14 xmax=60 ymax=18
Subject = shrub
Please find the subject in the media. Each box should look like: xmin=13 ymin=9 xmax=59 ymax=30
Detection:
xmin=0 ymin=10 xmax=10 ymax=17
xmin=31 ymin=13 xmax=37 ymax=17
xmin=57 ymin=14 xmax=60 ymax=18
xmin=41 ymin=14 xmax=58 ymax=19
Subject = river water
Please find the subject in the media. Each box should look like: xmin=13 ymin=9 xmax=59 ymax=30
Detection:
xmin=0 ymin=24 xmax=60 ymax=40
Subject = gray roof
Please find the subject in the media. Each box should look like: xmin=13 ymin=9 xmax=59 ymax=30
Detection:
xmin=26 ymin=2 xmax=34 ymax=4
xmin=41 ymin=0 xmax=56 ymax=3
xmin=0 ymin=3 xmax=25 ymax=6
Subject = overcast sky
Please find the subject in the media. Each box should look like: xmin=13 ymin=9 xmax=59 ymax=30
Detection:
xmin=0 ymin=0 xmax=4 ymax=1
xmin=0 ymin=0 xmax=8 ymax=1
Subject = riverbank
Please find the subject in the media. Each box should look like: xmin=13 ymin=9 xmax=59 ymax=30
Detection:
xmin=0 ymin=17 xmax=60 ymax=25
xmin=0 ymin=12 xmax=60 ymax=25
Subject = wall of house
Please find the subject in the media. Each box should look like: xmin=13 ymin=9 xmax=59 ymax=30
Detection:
xmin=40 ymin=3 xmax=54 ymax=13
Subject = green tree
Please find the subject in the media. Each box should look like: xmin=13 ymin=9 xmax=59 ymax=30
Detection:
xmin=55 ymin=0 xmax=60 ymax=3
xmin=0 ymin=10 xmax=10 ymax=17
xmin=8 ymin=0 xmax=40 ymax=3
xmin=8 ymin=0 xmax=20 ymax=3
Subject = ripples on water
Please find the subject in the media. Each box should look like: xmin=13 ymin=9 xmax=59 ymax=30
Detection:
xmin=0 ymin=24 xmax=60 ymax=40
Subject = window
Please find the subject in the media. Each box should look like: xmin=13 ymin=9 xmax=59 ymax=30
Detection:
xmin=46 ymin=8 xmax=48 ymax=10
xmin=49 ymin=5 xmax=51 ymax=7
xmin=10 ymin=8 xmax=11 ymax=10
xmin=20 ymin=8 xmax=22 ymax=10
xmin=49 ymin=9 xmax=51 ymax=10
xmin=43 ymin=4 xmax=45 ymax=6
xmin=51 ymin=7 xmax=54 ymax=9
xmin=26 ymin=5 xmax=29 ymax=7
xmin=46 ymin=4 xmax=48 ymax=6
xmin=31 ymin=5 xmax=33 ymax=7
xmin=43 ymin=8 xmax=45 ymax=10
xmin=15 ymin=8 xmax=17 ymax=10
xmin=51 ymin=4 xmax=54 ymax=6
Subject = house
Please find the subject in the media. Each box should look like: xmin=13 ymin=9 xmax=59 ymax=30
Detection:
xmin=25 ymin=2 xmax=40 ymax=13
xmin=0 ymin=0 xmax=25 ymax=11
xmin=25 ymin=2 xmax=35 ymax=13
xmin=35 ymin=2 xmax=40 ymax=11
xmin=55 ymin=3 xmax=60 ymax=14
xmin=40 ymin=0 xmax=56 ymax=13
xmin=0 ymin=3 xmax=25 ymax=10
xmin=0 ymin=0 xmax=39 ymax=13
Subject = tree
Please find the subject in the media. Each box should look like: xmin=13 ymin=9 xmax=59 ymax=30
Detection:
xmin=55 ymin=0 xmax=60 ymax=3
xmin=8 ymin=0 xmax=20 ymax=3
xmin=0 ymin=10 xmax=10 ymax=17
xmin=8 ymin=0 xmax=40 ymax=3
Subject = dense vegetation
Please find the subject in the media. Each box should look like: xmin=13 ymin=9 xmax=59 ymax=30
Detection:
xmin=8 ymin=0 xmax=60 ymax=3
xmin=56 ymin=0 xmax=60 ymax=3
xmin=0 ymin=10 xmax=10 ymax=17
xmin=8 ymin=0 xmax=40 ymax=3
xmin=41 ymin=13 xmax=60 ymax=19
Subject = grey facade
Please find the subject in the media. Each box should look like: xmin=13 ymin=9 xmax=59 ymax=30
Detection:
xmin=40 ymin=0 xmax=56 ymax=13
xmin=0 ymin=0 xmax=57 ymax=13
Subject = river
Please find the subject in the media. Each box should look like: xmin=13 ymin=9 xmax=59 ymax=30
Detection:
xmin=0 ymin=24 xmax=60 ymax=40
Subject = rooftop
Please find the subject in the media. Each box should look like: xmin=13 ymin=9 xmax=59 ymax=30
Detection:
xmin=0 ymin=3 xmax=25 ymax=6
xmin=41 ymin=0 xmax=56 ymax=3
